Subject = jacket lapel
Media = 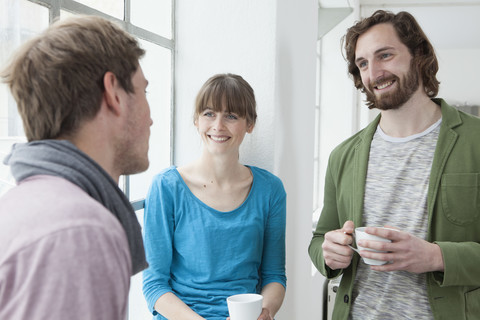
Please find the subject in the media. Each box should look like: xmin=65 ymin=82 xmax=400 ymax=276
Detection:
xmin=426 ymin=99 xmax=462 ymax=240
xmin=353 ymin=115 xmax=380 ymax=226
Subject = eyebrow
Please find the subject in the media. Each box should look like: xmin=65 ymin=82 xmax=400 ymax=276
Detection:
xmin=355 ymin=46 xmax=395 ymax=64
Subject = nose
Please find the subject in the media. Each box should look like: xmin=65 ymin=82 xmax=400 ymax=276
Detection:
xmin=212 ymin=115 xmax=225 ymax=130
xmin=368 ymin=60 xmax=384 ymax=84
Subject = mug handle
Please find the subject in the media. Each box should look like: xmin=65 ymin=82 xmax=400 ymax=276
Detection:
xmin=344 ymin=231 xmax=359 ymax=253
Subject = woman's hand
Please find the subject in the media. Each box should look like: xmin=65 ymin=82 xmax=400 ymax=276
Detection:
xmin=257 ymin=307 xmax=273 ymax=320
xmin=226 ymin=307 xmax=272 ymax=320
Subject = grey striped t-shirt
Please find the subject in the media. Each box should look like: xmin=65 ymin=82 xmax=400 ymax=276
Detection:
xmin=350 ymin=118 xmax=442 ymax=320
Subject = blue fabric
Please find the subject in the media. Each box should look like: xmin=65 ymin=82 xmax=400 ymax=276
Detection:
xmin=142 ymin=166 xmax=286 ymax=320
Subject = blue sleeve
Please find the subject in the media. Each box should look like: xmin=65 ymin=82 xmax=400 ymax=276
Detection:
xmin=260 ymin=176 xmax=287 ymax=289
xmin=142 ymin=173 xmax=175 ymax=315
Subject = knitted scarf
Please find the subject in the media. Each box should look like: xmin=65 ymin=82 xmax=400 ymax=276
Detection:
xmin=4 ymin=140 xmax=148 ymax=275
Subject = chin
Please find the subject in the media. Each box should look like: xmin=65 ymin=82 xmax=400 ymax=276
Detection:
xmin=123 ymin=159 xmax=150 ymax=176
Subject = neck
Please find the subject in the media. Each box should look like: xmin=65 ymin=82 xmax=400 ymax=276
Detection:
xmin=194 ymin=151 xmax=247 ymax=185
xmin=378 ymin=92 xmax=441 ymax=138
xmin=64 ymin=124 xmax=120 ymax=183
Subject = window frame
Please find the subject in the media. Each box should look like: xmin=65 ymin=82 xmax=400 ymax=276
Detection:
xmin=5 ymin=0 xmax=176 ymax=208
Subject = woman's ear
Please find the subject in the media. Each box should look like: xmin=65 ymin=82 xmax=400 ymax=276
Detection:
xmin=102 ymin=71 xmax=122 ymax=116
xmin=247 ymin=122 xmax=255 ymax=133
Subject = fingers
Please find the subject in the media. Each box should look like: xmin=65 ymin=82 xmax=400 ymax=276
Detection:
xmin=323 ymin=249 xmax=354 ymax=270
xmin=323 ymin=230 xmax=355 ymax=270
xmin=257 ymin=308 xmax=272 ymax=320
xmin=364 ymin=226 xmax=402 ymax=242
xmin=325 ymin=228 xmax=353 ymax=246
xmin=342 ymin=220 xmax=354 ymax=235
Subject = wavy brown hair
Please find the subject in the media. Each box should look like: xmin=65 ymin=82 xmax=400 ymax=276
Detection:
xmin=1 ymin=15 xmax=145 ymax=141
xmin=342 ymin=10 xmax=439 ymax=108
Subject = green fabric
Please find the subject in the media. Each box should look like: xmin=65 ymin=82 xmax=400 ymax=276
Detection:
xmin=308 ymin=99 xmax=480 ymax=320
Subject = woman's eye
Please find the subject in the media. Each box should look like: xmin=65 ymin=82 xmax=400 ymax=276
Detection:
xmin=203 ymin=111 xmax=214 ymax=117
xmin=226 ymin=114 xmax=238 ymax=120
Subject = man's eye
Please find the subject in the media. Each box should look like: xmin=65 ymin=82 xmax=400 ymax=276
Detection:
xmin=381 ymin=53 xmax=391 ymax=59
xmin=358 ymin=61 xmax=367 ymax=69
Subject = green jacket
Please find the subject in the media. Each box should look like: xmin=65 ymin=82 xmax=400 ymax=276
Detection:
xmin=309 ymin=99 xmax=480 ymax=320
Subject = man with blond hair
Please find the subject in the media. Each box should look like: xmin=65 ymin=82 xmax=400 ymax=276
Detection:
xmin=0 ymin=15 xmax=152 ymax=318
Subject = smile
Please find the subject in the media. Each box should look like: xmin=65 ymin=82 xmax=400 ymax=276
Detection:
xmin=209 ymin=135 xmax=230 ymax=142
xmin=375 ymin=80 xmax=395 ymax=90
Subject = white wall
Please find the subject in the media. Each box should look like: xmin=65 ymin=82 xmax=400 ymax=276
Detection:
xmin=436 ymin=48 xmax=480 ymax=106
xmin=174 ymin=0 xmax=322 ymax=319
xmin=173 ymin=2 xmax=480 ymax=319
xmin=174 ymin=0 xmax=278 ymax=169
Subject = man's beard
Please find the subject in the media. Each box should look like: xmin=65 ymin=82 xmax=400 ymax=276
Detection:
xmin=365 ymin=61 xmax=420 ymax=110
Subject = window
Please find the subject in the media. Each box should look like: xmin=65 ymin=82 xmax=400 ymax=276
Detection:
xmin=0 ymin=0 xmax=174 ymax=318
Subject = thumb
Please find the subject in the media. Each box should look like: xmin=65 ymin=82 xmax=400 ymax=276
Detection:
xmin=342 ymin=220 xmax=354 ymax=234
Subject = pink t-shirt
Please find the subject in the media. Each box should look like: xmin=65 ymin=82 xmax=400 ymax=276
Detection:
xmin=0 ymin=175 xmax=131 ymax=319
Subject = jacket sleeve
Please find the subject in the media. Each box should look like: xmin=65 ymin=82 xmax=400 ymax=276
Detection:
xmin=308 ymin=155 xmax=344 ymax=280
xmin=433 ymin=241 xmax=480 ymax=286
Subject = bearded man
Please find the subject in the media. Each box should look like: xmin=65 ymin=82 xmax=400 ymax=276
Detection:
xmin=309 ymin=10 xmax=480 ymax=320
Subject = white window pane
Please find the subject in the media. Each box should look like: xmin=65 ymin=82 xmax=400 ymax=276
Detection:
xmin=127 ymin=41 xmax=172 ymax=319
xmin=128 ymin=40 xmax=172 ymax=202
xmin=128 ymin=209 xmax=151 ymax=319
xmin=60 ymin=9 xmax=76 ymax=20
xmin=131 ymin=0 xmax=172 ymax=39
xmin=0 ymin=0 xmax=48 ymax=195
xmin=75 ymin=0 xmax=124 ymax=19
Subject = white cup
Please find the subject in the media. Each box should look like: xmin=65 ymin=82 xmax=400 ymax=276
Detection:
xmin=351 ymin=227 xmax=393 ymax=265
xmin=227 ymin=293 xmax=263 ymax=320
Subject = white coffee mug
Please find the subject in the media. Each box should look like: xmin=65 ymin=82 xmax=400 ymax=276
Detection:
xmin=227 ymin=293 xmax=263 ymax=320
xmin=350 ymin=227 xmax=393 ymax=265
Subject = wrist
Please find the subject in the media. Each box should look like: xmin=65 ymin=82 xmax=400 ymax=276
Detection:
xmin=431 ymin=243 xmax=445 ymax=272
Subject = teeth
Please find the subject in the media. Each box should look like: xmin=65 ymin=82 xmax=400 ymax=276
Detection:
xmin=210 ymin=136 xmax=228 ymax=142
xmin=376 ymin=81 xmax=393 ymax=90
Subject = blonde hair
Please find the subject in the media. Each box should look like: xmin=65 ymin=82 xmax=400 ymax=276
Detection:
xmin=1 ymin=15 xmax=145 ymax=141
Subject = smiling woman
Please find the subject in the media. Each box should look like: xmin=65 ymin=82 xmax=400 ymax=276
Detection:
xmin=142 ymin=73 xmax=287 ymax=320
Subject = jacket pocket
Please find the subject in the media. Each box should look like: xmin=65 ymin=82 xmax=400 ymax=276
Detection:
xmin=440 ymin=173 xmax=479 ymax=226
xmin=465 ymin=287 xmax=480 ymax=320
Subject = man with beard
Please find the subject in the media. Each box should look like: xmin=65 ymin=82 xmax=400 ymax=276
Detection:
xmin=0 ymin=16 xmax=152 ymax=319
xmin=309 ymin=10 xmax=480 ymax=320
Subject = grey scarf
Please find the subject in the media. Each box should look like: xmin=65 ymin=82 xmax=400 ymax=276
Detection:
xmin=4 ymin=139 xmax=148 ymax=275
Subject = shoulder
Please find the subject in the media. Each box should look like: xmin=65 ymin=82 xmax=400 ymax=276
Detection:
xmin=249 ymin=165 xmax=282 ymax=184
xmin=0 ymin=175 xmax=129 ymax=264
xmin=147 ymin=166 xmax=186 ymax=204
xmin=438 ymin=98 xmax=480 ymax=127
xmin=0 ymin=218 xmax=129 ymax=319
xmin=150 ymin=166 xmax=182 ymax=188
xmin=329 ymin=119 xmax=377 ymax=161
xmin=1 ymin=175 xmax=115 ymax=221
xmin=249 ymin=166 xmax=286 ymax=196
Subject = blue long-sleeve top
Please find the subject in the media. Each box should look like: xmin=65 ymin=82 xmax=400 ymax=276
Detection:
xmin=142 ymin=166 xmax=287 ymax=320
